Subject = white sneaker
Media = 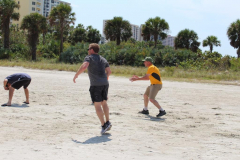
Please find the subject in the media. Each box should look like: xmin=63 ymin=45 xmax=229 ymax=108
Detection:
xmin=105 ymin=121 xmax=112 ymax=131
xmin=101 ymin=122 xmax=112 ymax=134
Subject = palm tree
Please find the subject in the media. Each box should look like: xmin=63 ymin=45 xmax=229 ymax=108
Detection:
xmin=70 ymin=24 xmax=87 ymax=44
xmin=41 ymin=23 xmax=50 ymax=45
xmin=21 ymin=13 xmax=47 ymax=61
xmin=104 ymin=17 xmax=132 ymax=45
xmin=202 ymin=36 xmax=221 ymax=53
xmin=141 ymin=24 xmax=151 ymax=41
xmin=104 ymin=24 xmax=115 ymax=41
xmin=227 ymin=19 xmax=240 ymax=58
xmin=49 ymin=3 xmax=75 ymax=54
xmin=121 ymin=26 xmax=132 ymax=42
xmin=0 ymin=0 xmax=19 ymax=49
xmin=86 ymin=26 xmax=101 ymax=43
xmin=144 ymin=17 xmax=169 ymax=48
xmin=174 ymin=29 xmax=200 ymax=52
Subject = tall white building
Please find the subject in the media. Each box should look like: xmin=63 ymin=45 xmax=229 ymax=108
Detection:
xmin=102 ymin=20 xmax=108 ymax=39
xmin=131 ymin=24 xmax=140 ymax=41
xmin=43 ymin=0 xmax=70 ymax=17
xmin=102 ymin=20 xmax=109 ymax=43
xmin=160 ymin=35 xmax=175 ymax=47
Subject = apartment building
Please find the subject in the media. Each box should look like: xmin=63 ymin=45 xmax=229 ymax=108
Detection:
xmin=160 ymin=35 xmax=175 ymax=47
xmin=102 ymin=20 xmax=108 ymax=39
xmin=131 ymin=24 xmax=140 ymax=41
xmin=11 ymin=0 xmax=70 ymax=27
xmin=43 ymin=0 xmax=70 ymax=17
xmin=12 ymin=0 xmax=44 ymax=28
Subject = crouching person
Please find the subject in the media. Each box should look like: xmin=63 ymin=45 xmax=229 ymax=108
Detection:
xmin=2 ymin=73 xmax=31 ymax=106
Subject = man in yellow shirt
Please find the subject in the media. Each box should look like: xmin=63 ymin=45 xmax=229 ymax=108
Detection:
xmin=130 ymin=57 xmax=166 ymax=117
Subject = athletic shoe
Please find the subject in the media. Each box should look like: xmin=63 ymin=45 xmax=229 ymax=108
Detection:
xmin=138 ymin=109 xmax=149 ymax=115
xmin=105 ymin=121 xmax=112 ymax=131
xmin=156 ymin=110 xmax=166 ymax=117
xmin=101 ymin=122 xmax=112 ymax=134
xmin=101 ymin=124 xmax=107 ymax=134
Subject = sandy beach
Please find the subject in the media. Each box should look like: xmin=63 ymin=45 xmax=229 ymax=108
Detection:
xmin=0 ymin=66 xmax=240 ymax=160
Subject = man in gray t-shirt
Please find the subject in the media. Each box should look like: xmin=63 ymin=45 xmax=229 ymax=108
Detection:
xmin=84 ymin=54 xmax=109 ymax=86
xmin=73 ymin=43 xmax=112 ymax=134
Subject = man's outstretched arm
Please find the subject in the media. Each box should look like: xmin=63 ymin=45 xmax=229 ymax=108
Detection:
xmin=73 ymin=62 xmax=89 ymax=83
xmin=130 ymin=74 xmax=150 ymax=82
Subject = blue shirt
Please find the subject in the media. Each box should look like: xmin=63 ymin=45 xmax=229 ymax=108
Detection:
xmin=6 ymin=73 xmax=31 ymax=84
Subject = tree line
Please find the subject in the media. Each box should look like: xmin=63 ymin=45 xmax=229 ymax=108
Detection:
xmin=0 ymin=0 xmax=101 ymax=60
xmin=0 ymin=0 xmax=240 ymax=62
xmin=104 ymin=16 xmax=240 ymax=58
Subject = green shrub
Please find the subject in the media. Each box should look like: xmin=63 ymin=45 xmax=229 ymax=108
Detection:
xmin=0 ymin=48 xmax=10 ymax=59
xmin=164 ymin=66 xmax=176 ymax=76
xmin=230 ymin=57 xmax=240 ymax=71
xmin=37 ymin=39 xmax=60 ymax=58
xmin=10 ymin=44 xmax=30 ymax=60
xmin=60 ymin=42 xmax=88 ymax=64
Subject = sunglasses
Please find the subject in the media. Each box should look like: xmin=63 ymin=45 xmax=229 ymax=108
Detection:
xmin=87 ymin=48 xmax=91 ymax=51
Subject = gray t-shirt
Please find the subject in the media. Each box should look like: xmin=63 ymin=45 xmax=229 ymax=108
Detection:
xmin=84 ymin=54 xmax=109 ymax=86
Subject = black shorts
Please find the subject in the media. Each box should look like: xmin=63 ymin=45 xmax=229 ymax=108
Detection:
xmin=11 ymin=78 xmax=31 ymax=90
xmin=89 ymin=85 xmax=109 ymax=103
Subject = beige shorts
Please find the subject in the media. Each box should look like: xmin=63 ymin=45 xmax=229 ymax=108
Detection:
xmin=144 ymin=84 xmax=162 ymax=99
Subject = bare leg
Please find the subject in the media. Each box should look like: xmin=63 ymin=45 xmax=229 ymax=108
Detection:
xmin=94 ymin=102 xmax=105 ymax=126
xmin=144 ymin=94 xmax=149 ymax=109
xmin=101 ymin=100 xmax=109 ymax=122
xmin=149 ymin=98 xmax=161 ymax=110
xmin=24 ymin=88 xmax=29 ymax=103
xmin=7 ymin=87 xmax=15 ymax=105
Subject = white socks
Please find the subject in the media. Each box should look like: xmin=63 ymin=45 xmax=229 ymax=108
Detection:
xmin=160 ymin=108 xmax=164 ymax=111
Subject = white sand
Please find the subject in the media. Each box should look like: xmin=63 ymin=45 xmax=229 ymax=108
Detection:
xmin=0 ymin=66 xmax=240 ymax=160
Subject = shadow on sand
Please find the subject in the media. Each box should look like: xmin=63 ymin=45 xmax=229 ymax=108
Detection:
xmin=1 ymin=103 xmax=29 ymax=108
xmin=132 ymin=114 xmax=166 ymax=122
xmin=72 ymin=133 xmax=112 ymax=144
xmin=144 ymin=114 xmax=166 ymax=122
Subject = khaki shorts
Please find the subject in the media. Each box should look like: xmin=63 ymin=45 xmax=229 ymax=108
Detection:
xmin=144 ymin=84 xmax=162 ymax=99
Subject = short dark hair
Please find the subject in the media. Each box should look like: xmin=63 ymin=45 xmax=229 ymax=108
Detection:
xmin=89 ymin=43 xmax=100 ymax=53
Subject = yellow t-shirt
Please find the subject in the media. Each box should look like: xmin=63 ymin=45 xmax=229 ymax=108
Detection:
xmin=146 ymin=65 xmax=162 ymax=85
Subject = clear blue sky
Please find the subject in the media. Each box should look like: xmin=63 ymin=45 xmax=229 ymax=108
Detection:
xmin=66 ymin=0 xmax=240 ymax=57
